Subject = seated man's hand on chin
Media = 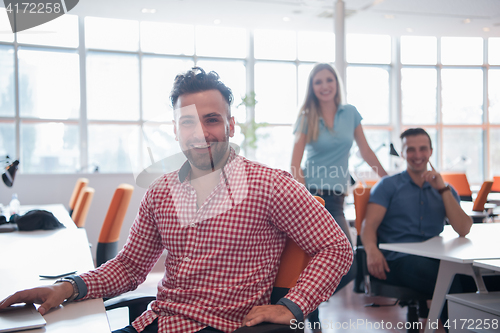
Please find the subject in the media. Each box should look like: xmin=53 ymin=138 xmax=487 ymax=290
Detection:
xmin=241 ymin=304 xmax=294 ymax=327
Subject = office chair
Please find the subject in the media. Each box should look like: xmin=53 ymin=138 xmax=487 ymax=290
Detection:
xmin=352 ymin=185 xmax=371 ymax=294
xmin=105 ymin=196 xmax=328 ymax=333
xmin=96 ymin=183 xmax=134 ymax=267
xmin=71 ymin=187 xmax=95 ymax=228
xmin=353 ymin=187 xmax=430 ymax=333
xmin=68 ymin=178 xmax=89 ymax=216
xmin=471 ymin=181 xmax=494 ymax=223
xmin=491 ymin=176 xmax=500 ymax=193
xmin=441 ymin=173 xmax=473 ymax=201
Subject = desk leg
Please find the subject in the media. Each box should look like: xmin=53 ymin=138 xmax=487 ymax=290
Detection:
xmin=424 ymin=261 xmax=480 ymax=333
xmin=472 ymin=266 xmax=488 ymax=294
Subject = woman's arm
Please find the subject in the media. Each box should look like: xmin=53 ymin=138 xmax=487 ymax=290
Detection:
xmin=291 ymin=133 xmax=307 ymax=186
xmin=354 ymin=124 xmax=388 ymax=178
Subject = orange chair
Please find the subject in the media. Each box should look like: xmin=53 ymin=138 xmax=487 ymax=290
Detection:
xmin=96 ymin=184 xmax=135 ymax=267
xmin=353 ymin=186 xmax=372 ymax=237
xmin=472 ymin=181 xmax=494 ymax=212
xmin=71 ymin=187 xmax=95 ymax=228
xmin=68 ymin=178 xmax=89 ymax=216
xmin=492 ymin=176 xmax=500 ymax=193
xmin=353 ymin=186 xmax=371 ymax=293
xmin=441 ymin=173 xmax=473 ymax=201
xmin=363 ymin=179 xmax=379 ymax=188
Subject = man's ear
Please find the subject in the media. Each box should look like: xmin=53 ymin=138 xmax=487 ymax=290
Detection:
xmin=172 ymin=120 xmax=178 ymax=141
xmin=228 ymin=116 xmax=235 ymax=138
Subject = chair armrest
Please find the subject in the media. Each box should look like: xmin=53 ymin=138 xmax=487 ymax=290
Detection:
xmin=104 ymin=294 xmax=156 ymax=324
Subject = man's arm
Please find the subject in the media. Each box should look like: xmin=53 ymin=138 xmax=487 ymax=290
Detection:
xmin=245 ymin=173 xmax=353 ymax=326
xmin=423 ymin=163 xmax=472 ymax=237
xmin=290 ymin=132 xmax=307 ymax=186
xmin=360 ymin=203 xmax=390 ymax=280
xmin=354 ymin=125 xmax=388 ymax=178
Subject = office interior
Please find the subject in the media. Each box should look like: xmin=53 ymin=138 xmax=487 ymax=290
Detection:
xmin=0 ymin=0 xmax=499 ymax=330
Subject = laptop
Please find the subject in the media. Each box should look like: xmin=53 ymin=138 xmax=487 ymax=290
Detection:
xmin=0 ymin=304 xmax=46 ymax=332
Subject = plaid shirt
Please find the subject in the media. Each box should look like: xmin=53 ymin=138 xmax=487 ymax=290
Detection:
xmin=79 ymin=151 xmax=352 ymax=333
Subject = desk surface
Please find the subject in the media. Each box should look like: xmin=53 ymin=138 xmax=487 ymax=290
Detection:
xmin=0 ymin=210 xmax=110 ymax=332
xmin=379 ymin=223 xmax=500 ymax=264
xmin=473 ymin=259 xmax=500 ymax=272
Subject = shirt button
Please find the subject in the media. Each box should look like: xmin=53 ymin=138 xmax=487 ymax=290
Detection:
xmin=159 ymin=311 xmax=166 ymax=316
xmin=190 ymin=223 xmax=196 ymax=227
xmin=420 ymin=216 xmax=423 ymax=220
xmin=166 ymin=299 xmax=172 ymax=303
xmin=421 ymin=201 xmax=424 ymax=205
xmin=183 ymin=257 xmax=191 ymax=262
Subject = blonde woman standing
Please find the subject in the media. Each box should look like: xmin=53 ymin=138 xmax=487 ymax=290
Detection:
xmin=291 ymin=63 xmax=387 ymax=331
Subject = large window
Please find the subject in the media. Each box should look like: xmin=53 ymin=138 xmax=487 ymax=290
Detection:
xmin=1 ymin=15 xmax=499 ymax=184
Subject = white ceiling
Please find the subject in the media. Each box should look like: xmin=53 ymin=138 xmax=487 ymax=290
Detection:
xmin=63 ymin=0 xmax=500 ymax=37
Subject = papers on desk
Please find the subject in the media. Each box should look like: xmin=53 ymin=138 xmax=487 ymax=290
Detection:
xmin=0 ymin=304 xmax=46 ymax=332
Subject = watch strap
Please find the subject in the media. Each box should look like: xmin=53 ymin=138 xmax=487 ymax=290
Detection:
xmin=438 ymin=185 xmax=451 ymax=194
xmin=54 ymin=278 xmax=79 ymax=302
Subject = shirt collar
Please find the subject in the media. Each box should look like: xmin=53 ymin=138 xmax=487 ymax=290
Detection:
xmin=401 ymin=170 xmax=432 ymax=189
xmin=318 ymin=104 xmax=344 ymax=125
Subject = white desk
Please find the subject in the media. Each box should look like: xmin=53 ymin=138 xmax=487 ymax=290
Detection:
xmin=0 ymin=212 xmax=110 ymax=332
xmin=474 ymin=259 xmax=500 ymax=273
xmin=379 ymin=223 xmax=500 ymax=333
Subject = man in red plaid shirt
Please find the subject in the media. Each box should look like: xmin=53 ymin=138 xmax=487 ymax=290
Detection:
xmin=0 ymin=68 xmax=353 ymax=333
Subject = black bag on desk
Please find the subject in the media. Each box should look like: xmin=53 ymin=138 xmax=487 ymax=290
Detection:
xmin=9 ymin=210 xmax=65 ymax=231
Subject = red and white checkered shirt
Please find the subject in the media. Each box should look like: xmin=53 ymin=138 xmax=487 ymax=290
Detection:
xmin=79 ymin=151 xmax=352 ymax=333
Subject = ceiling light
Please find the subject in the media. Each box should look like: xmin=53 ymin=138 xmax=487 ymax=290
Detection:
xmin=214 ymin=19 xmax=221 ymax=25
xmin=283 ymin=17 xmax=291 ymax=22
xmin=384 ymin=14 xmax=395 ymax=19
xmin=483 ymin=27 xmax=490 ymax=32
xmin=142 ymin=8 xmax=156 ymax=14
xmin=406 ymin=28 xmax=413 ymax=33
xmin=463 ymin=18 xmax=471 ymax=24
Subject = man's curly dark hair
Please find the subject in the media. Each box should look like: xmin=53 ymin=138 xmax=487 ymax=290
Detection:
xmin=170 ymin=67 xmax=233 ymax=118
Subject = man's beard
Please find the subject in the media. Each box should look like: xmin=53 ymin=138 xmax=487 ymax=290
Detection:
xmin=182 ymin=138 xmax=230 ymax=172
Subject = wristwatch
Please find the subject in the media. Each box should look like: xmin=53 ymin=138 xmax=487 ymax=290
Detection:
xmin=54 ymin=278 xmax=79 ymax=302
xmin=438 ymin=185 xmax=451 ymax=194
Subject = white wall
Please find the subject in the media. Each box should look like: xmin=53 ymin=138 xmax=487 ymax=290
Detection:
xmin=1 ymin=173 xmax=148 ymax=262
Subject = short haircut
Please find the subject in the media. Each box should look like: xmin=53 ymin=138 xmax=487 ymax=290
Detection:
xmin=170 ymin=67 xmax=233 ymax=118
xmin=400 ymin=128 xmax=433 ymax=150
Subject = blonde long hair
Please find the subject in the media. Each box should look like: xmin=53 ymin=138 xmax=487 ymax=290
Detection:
xmin=295 ymin=63 xmax=345 ymax=143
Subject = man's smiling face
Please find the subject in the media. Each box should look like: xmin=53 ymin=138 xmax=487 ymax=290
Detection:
xmin=173 ymin=89 xmax=235 ymax=172
xmin=401 ymin=134 xmax=433 ymax=174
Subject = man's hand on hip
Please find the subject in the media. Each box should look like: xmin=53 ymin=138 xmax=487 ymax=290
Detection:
xmin=241 ymin=304 xmax=294 ymax=327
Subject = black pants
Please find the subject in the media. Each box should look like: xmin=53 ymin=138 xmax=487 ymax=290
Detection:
xmin=385 ymin=255 xmax=477 ymax=326
xmin=112 ymin=319 xmax=223 ymax=333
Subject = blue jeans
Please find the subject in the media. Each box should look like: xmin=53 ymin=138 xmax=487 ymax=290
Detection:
xmin=307 ymin=191 xmax=356 ymax=325
xmin=314 ymin=192 xmax=356 ymax=292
